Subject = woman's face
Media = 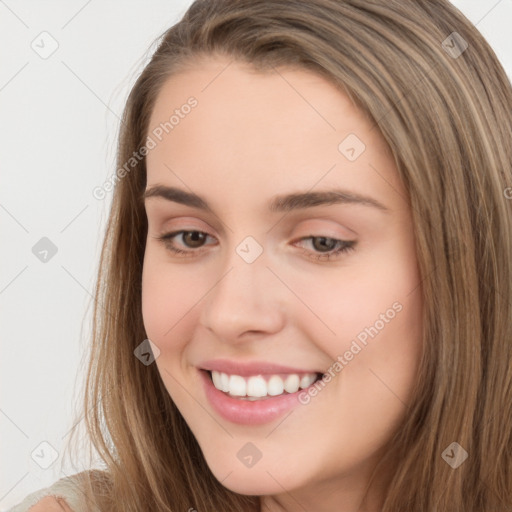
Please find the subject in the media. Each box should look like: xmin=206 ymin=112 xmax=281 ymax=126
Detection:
xmin=142 ymin=56 xmax=423 ymax=510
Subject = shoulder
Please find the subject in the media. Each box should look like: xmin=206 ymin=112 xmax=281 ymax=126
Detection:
xmin=7 ymin=470 xmax=106 ymax=512
xmin=28 ymin=496 xmax=73 ymax=512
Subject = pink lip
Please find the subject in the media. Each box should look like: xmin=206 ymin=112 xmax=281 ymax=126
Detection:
xmin=199 ymin=370 xmax=312 ymax=425
xmin=199 ymin=358 xmax=320 ymax=376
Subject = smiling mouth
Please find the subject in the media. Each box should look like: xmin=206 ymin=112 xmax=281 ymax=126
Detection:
xmin=206 ymin=370 xmax=323 ymax=400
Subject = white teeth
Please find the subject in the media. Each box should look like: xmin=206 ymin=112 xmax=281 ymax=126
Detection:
xmin=210 ymin=370 xmax=318 ymax=398
xmin=229 ymin=375 xmax=246 ymax=396
xmin=284 ymin=374 xmax=300 ymax=393
xmin=220 ymin=372 xmax=230 ymax=392
xmin=212 ymin=371 xmax=222 ymax=390
xmin=267 ymin=375 xmax=284 ymax=396
xmin=247 ymin=376 xmax=267 ymax=397
xmin=300 ymin=374 xmax=317 ymax=389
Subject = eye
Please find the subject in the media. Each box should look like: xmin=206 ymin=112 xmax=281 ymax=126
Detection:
xmin=154 ymin=231 xmax=356 ymax=262
xmin=293 ymin=236 xmax=356 ymax=262
xmin=154 ymin=230 xmax=217 ymax=256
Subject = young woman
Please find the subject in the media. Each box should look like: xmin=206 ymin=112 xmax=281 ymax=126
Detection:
xmin=10 ymin=0 xmax=512 ymax=511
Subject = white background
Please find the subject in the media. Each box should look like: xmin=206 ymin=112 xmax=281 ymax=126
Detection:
xmin=1 ymin=0 xmax=511 ymax=509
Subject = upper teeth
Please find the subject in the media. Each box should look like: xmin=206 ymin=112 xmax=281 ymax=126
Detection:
xmin=211 ymin=371 xmax=318 ymax=398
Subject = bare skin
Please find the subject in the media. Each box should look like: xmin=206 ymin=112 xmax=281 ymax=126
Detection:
xmin=30 ymin=496 xmax=73 ymax=512
xmin=142 ymin=56 xmax=424 ymax=512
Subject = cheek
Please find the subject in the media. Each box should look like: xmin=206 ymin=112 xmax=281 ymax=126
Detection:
xmin=141 ymin=252 xmax=201 ymax=351
xmin=289 ymin=254 xmax=423 ymax=466
xmin=291 ymin=247 xmax=422 ymax=361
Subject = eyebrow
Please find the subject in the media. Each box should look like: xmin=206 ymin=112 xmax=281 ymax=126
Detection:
xmin=143 ymin=185 xmax=389 ymax=214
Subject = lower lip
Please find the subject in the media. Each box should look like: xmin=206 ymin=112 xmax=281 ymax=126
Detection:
xmin=200 ymin=370 xmax=311 ymax=425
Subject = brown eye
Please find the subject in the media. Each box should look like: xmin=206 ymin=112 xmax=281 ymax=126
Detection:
xmin=294 ymin=236 xmax=356 ymax=262
xmin=182 ymin=231 xmax=207 ymax=248
xmin=311 ymin=237 xmax=338 ymax=252
xmin=155 ymin=230 xmax=217 ymax=257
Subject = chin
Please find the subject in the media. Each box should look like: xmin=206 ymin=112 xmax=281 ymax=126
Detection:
xmin=201 ymin=448 xmax=309 ymax=496
xmin=212 ymin=469 xmax=289 ymax=496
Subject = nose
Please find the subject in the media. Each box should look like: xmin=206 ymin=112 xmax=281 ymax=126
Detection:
xmin=199 ymin=245 xmax=287 ymax=343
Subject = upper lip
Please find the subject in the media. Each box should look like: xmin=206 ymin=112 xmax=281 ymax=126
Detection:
xmin=199 ymin=359 xmax=322 ymax=376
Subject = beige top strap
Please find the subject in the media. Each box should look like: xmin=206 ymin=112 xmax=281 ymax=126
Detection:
xmin=7 ymin=473 xmax=100 ymax=512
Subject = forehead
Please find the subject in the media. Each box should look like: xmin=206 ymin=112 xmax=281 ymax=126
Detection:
xmin=146 ymin=57 xmax=404 ymax=210
xmin=148 ymin=57 xmax=366 ymax=144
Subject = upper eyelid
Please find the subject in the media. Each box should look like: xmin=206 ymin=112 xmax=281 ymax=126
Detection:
xmin=156 ymin=217 xmax=354 ymax=236
xmin=146 ymin=208 xmax=359 ymax=239
xmin=146 ymin=208 xmax=227 ymax=238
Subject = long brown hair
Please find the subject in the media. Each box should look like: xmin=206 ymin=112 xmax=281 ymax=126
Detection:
xmin=67 ymin=1 xmax=512 ymax=510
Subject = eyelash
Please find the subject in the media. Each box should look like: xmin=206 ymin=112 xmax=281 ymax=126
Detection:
xmin=154 ymin=230 xmax=356 ymax=262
